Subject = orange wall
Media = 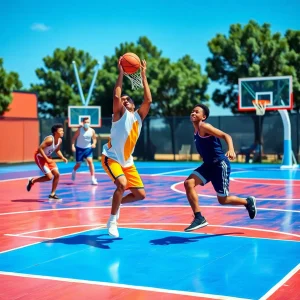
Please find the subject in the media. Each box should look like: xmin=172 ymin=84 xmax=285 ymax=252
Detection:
xmin=4 ymin=92 xmax=37 ymax=118
xmin=0 ymin=120 xmax=39 ymax=163
xmin=0 ymin=92 xmax=39 ymax=163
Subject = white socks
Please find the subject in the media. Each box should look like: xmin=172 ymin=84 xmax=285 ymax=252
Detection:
xmin=109 ymin=214 xmax=117 ymax=222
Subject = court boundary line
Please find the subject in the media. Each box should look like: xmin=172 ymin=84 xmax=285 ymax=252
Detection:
xmin=171 ymin=181 xmax=300 ymax=201
xmin=0 ymin=226 xmax=105 ymax=254
xmin=0 ymin=271 xmax=250 ymax=300
xmin=3 ymin=223 xmax=300 ymax=247
xmin=0 ymin=204 xmax=299 ymax=217
xmin=259 ymin=263 xmax=300 ymax=300
xmin=1 ymin=225 xmax=298 ymax=300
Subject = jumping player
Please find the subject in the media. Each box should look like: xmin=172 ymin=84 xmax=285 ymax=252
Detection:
xmin=102 ymin=57 xmax=152 ymax=238
xmin=27 ymin=124 xmax=68 ymax=201
xmin=71 ymin=117 xmax=98 ymax=185
xmin=184 ymin=104 xmax=257 ymax=231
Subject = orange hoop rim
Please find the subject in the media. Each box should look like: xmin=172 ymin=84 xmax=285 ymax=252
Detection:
xmin=252 ymin=100 xmax=271 ymax=105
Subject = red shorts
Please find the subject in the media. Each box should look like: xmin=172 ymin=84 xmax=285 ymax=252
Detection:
xmin=34 ymin=153 xmax=58 ymax=174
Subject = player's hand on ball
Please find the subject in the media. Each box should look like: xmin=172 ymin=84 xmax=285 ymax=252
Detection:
xmin=225 ymin=150 xmax=236 ymax=160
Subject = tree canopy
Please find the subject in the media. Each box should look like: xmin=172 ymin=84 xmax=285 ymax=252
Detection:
xmin=30 ymin=37 xmax=209 ymax=118
xmin=30 ymin=47 xmax=98 ymax=117
xmin=0 ymin=58 xmax=23 ymax=115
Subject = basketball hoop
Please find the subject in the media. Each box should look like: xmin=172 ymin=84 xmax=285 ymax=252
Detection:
xmin=252 ymin=100 xmax=270 ymax=116
xmin=124 ymin=69 xmax=144 ymax=90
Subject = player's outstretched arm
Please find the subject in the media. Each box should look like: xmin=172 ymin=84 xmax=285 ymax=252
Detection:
xmin=201 ymin=123 xmax=236 ymax=160
xmin=91 ymin=129 xmax=97 ymax=148
xmin=113 ymin=57 xmax=125 ymax=121
xmin=55 ymin=144 xmax=68 ymax=163
xmin=71 ymin=129 xmax=80 ymax=152
xmin=138 ymin=60 xmax=152 ymax=121
xmin=38 ymin=137 xmax=54 ymax=163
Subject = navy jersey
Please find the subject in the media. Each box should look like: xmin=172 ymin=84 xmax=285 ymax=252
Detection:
xmin=194 ymin=131 xmax=226 ymax=163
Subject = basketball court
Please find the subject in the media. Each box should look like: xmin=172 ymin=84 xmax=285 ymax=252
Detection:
xmin=0 ymin=161 xmax=299 ymax=300
xmin=0 ymin=60 xmax=299 ymax=300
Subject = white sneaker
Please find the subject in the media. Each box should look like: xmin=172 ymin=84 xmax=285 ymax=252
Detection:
xmin=110 ymin=196 xmax=121 ymax=220
xmin=107 ymin=220 xmax=119 ymax=238
xmin=71 ymin=170 xmax=76 ymax=181
xmin=91 ymin=178 xmax=98 ymax=185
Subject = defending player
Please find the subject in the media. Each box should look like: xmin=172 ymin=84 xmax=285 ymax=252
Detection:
xmin=71 ymin=117 xmax=98 ymax=185
xmin=184 ymin=104 xmax=257 ymax=231
xmin=27 ymin=124 xmax=68 ymax=201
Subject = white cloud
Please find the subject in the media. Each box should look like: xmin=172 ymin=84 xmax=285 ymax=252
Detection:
xmin=31 ymin=23 xmax=50 ymax=32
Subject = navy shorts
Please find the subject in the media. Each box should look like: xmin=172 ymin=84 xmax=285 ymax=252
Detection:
xmin=192 ymin=159 xmax=231 ymax=196
xmin=76 ymin=147 xmax=93 ymax=163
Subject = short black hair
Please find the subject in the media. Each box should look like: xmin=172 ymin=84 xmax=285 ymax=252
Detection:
xmin=194 ymin=104 xmax=210 ymax=120
xmin=51 ymin=124 xmax=63 ymax=134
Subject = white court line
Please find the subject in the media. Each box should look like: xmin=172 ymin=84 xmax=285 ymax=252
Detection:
xmin=5 ymin=234 xmax=52 ymax=240
xmin=5 ymin=224 xmax=105 ymax=236
xmin=171 ymin=181 xmax=300 ymax=201
xmin=259 ymin=263 xmax=300 ymax=300
xmin=231 ymin=177 xmax=300 ymax=186
xmin=0 ymin=204 xmax=299 ymax=217
xmin=5 ymin=223 xmax=300 ymax=242
xmin=150 ymin=168 xmax=195 ymax=176
xmin=0 ymin=226 xmax=104 ymax=254
xmin=0 ymin=172 xmax=107 ymax=183
xmin=0 ymin=271 xmax=250 ymax=300
xmin=114 ymin=224 xmax=300 ymax=240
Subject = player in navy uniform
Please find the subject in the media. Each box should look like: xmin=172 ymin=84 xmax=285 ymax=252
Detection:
xmin=184 ymin=104 xmax=257 ymax=232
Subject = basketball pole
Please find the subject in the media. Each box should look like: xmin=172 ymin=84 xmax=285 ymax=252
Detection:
xmin=72 ymin=61 xmax=100 ymax=106
xmin=278 ymin=108 xmax=299 ymax=169
xmin=85 ymin=62 xmax=100 ymax=106
xmin=72 ymin=61 xmax=86 ymax=106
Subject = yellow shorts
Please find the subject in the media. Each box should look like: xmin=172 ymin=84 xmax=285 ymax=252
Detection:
xmin=101 ymin=155 xmax=144 ymax=190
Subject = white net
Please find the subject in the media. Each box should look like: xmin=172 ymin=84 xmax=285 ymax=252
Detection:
xmin=252 ymin=100 xmax=270 ymax=116
xmin=124 ymin=69 xmax=144 ymax=90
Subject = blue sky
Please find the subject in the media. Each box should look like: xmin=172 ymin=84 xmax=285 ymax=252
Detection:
xmin=1 ymin=0 xmax=299 ymax=115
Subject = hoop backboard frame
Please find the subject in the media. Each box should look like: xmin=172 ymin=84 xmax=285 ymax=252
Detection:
xmin=68 ymin=106 xmax=101 ymax=128
xmin=238 ymin=76 xmax=293 ymax=112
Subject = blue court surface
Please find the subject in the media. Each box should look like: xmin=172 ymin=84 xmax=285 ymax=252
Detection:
xmin=0 ymin=161 xmax=299 ymax=299
xmin=0 ymin=227 xmax=299 ymax=299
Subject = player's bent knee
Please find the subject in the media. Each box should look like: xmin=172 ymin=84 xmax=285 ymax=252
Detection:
xmin=115 ymin=179 xmax=127 ymax=192
xmin=184 ymin=179 xmax=194 ymax=190
xmin=46 ymin=173 xmax=53 ymax=180
xmin=217 ymin=196 xmax=227 ymax=205
xmin=137 ymin=189 xmax=146 ymax=200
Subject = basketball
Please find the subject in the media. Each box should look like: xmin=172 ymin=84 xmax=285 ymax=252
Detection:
xmin=120 ymin=52 xmax=141 ymax=74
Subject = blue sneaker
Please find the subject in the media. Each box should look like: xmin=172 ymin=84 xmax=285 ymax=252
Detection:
xmin=184 ymin=216 xmax=208 ymax=232
xmin=246 ymin=196 xmax=257 ymax=219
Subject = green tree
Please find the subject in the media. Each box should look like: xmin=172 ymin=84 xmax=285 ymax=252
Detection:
xmin=30 ymin=47 xmax=98 ymax=117
xmin=0 ymin=58 xmax=23 ymax=115
xmin=94 ymin=36 xmax=209 ymax=117
xmin=285 ymin=30 xmax=300 ymax=111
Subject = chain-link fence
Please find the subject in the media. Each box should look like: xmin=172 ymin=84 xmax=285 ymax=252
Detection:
xmin=40 ymin=113 xmax=300 ymax=163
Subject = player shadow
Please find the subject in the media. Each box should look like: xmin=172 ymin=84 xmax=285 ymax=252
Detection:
xmin=149 ymin=232 xmax=244 ymax=246
xmin=11 ymin=199 xmax=45 ymax=203
xmin=47 ymin=234 xmax=122 ymax=250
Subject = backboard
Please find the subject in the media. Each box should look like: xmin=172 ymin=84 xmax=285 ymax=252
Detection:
xmin=238 ymin=76 xmax=293 ymax=111
xmin=68 ymin=106 xmax=101 ymax=127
